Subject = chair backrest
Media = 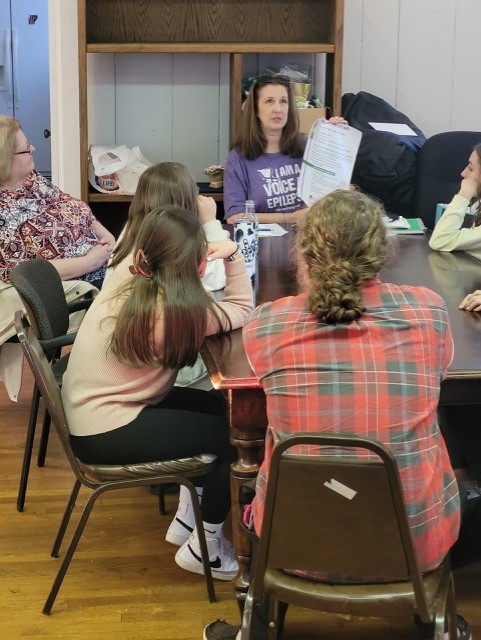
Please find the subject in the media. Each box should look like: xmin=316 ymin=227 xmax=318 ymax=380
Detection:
xmin=253 ymin=433 xmax=429 ymax=611
xmin=413 ymin=130 xmax=481 ymax=230
xmin=14 ymin=311 xmax=86 ymax=483
xmin=10 ymin=259 xmax=70 ymax=341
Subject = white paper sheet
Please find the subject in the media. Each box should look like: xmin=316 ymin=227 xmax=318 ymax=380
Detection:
xmin=368 ymin=122 xmax=417 ymax=136
xmin=386 ymin=215 xmax=410 ymax=229
xmin=257 ymin=223 xmax=288 ymax=237
xmin=297 ymin=120 xmax=362 ymax=206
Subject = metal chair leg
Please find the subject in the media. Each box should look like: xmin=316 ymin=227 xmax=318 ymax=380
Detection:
xmin=186 ymin=479 xmax=216 ymax=603
xmin=17 ymin=383 xmax=41 ymax=512
xmin=158 ymin=484 xmax=166 ymax=515
xmin=44 ymin=484 xmax=104 ymax=615
xmin=51 ymin=480 xmax=81 ymax=558
xmin=37 ymin=409 xmax=51 ymax=467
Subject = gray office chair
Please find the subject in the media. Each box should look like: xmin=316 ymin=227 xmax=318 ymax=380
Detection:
xmin=10 ymin=259 xmax=94 ymax=512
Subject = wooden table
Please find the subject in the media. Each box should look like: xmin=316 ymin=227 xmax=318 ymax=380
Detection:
xmin=200 ymin=230 xmax=481 ymax=601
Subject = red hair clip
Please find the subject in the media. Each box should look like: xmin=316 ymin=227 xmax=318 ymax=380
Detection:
xmin=129 ymin=249 xmax=154 ymax=279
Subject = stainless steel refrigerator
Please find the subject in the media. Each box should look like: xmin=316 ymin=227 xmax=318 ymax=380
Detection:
xmin=0 ymin=0 xmax=50 ymax=176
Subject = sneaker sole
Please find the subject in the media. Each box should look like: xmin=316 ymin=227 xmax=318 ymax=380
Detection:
xmin=165 ymin=516 xmax=194 ymax=546
xmin=175 ymin=551 xmax=237 ymax=581
xmin=165 ymin=530 xmax=190 ymax=546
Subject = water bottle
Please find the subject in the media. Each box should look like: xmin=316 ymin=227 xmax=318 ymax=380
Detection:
xmin=234 ymin=200 xmax=258 ymax=280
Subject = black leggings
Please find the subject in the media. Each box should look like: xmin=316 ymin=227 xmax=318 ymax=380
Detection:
xmin=70 ymin=387 xmax=237 ymax=523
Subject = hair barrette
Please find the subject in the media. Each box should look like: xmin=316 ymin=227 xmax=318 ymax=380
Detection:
xmin=129 ymin=249 xmax=154 ymax=279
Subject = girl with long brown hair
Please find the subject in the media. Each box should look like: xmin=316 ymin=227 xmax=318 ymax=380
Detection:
xmin=109 ymin=161 xmax=230 ymax=390
xmin=62 ymin=205 xmax=253 ymax=581
xmin=110 ymin=161 xmax=228 ymax=292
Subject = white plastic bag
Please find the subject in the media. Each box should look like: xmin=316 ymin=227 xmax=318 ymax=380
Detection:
xmin=88 ymin=145 xmax=152 ymax=194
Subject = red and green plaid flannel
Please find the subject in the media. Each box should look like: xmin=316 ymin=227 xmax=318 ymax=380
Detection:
xmin=243 ymin=279 xmax=460 ymax=579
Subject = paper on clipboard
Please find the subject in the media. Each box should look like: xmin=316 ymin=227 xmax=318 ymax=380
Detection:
xmin=297 ymin=120 xmax=362 ymax=206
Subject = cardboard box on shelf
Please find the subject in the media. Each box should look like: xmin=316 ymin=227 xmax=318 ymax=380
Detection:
xmin=297 ymin=107 xmax=326 ymax=134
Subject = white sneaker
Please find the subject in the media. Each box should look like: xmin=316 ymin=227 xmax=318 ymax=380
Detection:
xmin=165 ymin=502 xmax=195 ymax=546
xmin=175 ymin=533 xmax=238 ymax=581
xmin=165 ymin=492 xmax=201 ymax=546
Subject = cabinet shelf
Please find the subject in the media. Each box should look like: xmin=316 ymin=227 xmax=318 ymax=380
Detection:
xmin=88 ymin=182 xmax=223 ymax=204
xmin=87 ymin=42 xmax=336 ymax=54
xmin=79 ymin=0 xmax=344 ymax=207
xmin=88 ymin=192 xmax=133 ymax=203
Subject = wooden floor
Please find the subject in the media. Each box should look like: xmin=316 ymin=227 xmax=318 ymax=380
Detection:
xmin=1 ymin=365 xmax=480 ymax=640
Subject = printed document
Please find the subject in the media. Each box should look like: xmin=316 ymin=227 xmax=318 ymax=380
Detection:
xmin=368 ymin=122 xmax=417 ymax=136
xmin=297 ymin=120 xmax=362 ymax=206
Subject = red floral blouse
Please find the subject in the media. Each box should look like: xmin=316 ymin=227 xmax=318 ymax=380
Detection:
xmin=0 ymin=171 xmax=101 ymax=283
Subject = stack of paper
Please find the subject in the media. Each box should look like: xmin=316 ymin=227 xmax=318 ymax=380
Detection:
xmin=387 ymin=217 xmax=426 ymax=235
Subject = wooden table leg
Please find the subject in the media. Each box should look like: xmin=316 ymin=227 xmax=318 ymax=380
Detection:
xmin=227 ymin=388 xmax=267 ymax=605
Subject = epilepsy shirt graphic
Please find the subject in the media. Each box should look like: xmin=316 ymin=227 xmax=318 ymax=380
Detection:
xmin=256 ymin=161 xmax=303 ymax=213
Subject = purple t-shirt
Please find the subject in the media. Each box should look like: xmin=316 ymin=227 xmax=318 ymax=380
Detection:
xmin=223 ymin=148 xmax=306 ymax=219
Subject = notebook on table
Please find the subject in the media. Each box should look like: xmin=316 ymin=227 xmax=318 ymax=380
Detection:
xmin=387 ymin=216 xmax=426 ymax=235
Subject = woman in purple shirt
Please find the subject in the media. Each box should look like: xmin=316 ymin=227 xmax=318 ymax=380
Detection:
xmin=223 ymin=74 xmax=345 ymax=223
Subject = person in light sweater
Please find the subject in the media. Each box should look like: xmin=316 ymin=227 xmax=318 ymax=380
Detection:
xmin=61 ymin=205 xmax=254 ymax=581
xmin=430 ymin=143 xmax=481 ymax=491
xmin=429 ymin=142 xmax=481 ymax=261
xmin=109 ymin=162 xmax=228 ymax=391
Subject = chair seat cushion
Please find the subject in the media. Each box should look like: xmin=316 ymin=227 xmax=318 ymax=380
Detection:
xmin=78 ymin=453 xmax=217 ymax=482
xmin=264 ymin=563 xmax=445 ymax=618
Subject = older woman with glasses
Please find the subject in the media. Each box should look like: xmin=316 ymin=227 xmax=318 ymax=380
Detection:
xmin=223 ymin=74 xmax=346 ymax=224
xmin=0 ymin=115 xmax=115 ymax=287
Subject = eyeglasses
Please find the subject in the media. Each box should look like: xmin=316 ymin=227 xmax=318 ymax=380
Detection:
xmin=14 ymin=142 xmax=32 ymax=155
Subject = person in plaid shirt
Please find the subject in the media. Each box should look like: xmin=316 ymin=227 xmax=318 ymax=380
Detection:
xmin=243 ymin=189 xmax=460 ymax=579
xmin=203 ymin=190 xmax=473 ymax=640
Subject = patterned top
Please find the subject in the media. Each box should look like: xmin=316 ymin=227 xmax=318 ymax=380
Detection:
xmin=242 ymin=279 xmax=460 ymax=579
xmin=0 ymin=171 xmax=104 ymax=284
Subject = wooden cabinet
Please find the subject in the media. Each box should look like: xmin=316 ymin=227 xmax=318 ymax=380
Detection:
xmin=78 ymin=0 xmax=344 ymax=204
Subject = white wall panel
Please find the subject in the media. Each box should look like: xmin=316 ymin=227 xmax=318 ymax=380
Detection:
xmin=356 ymin=0 xmax=400 ymax=105
xmin=172 ymin=53 xmax=222 ymax=181
xmin=341 ymin=0 xmax=481 ymax=139
xmin=451 ymin=0 xmax=481 ymax=133
xmin=342 ymin=0 xmax=363 ymax=94
xmin=87 ymin=53 xmax=115 ymax=146
xmin=115 ymin=53 xmax=173 ymax=165
xmin=397 ymin=0 xmax=456 ymax=137
xmin=218 ymin=53 xmax=230 ymax=166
